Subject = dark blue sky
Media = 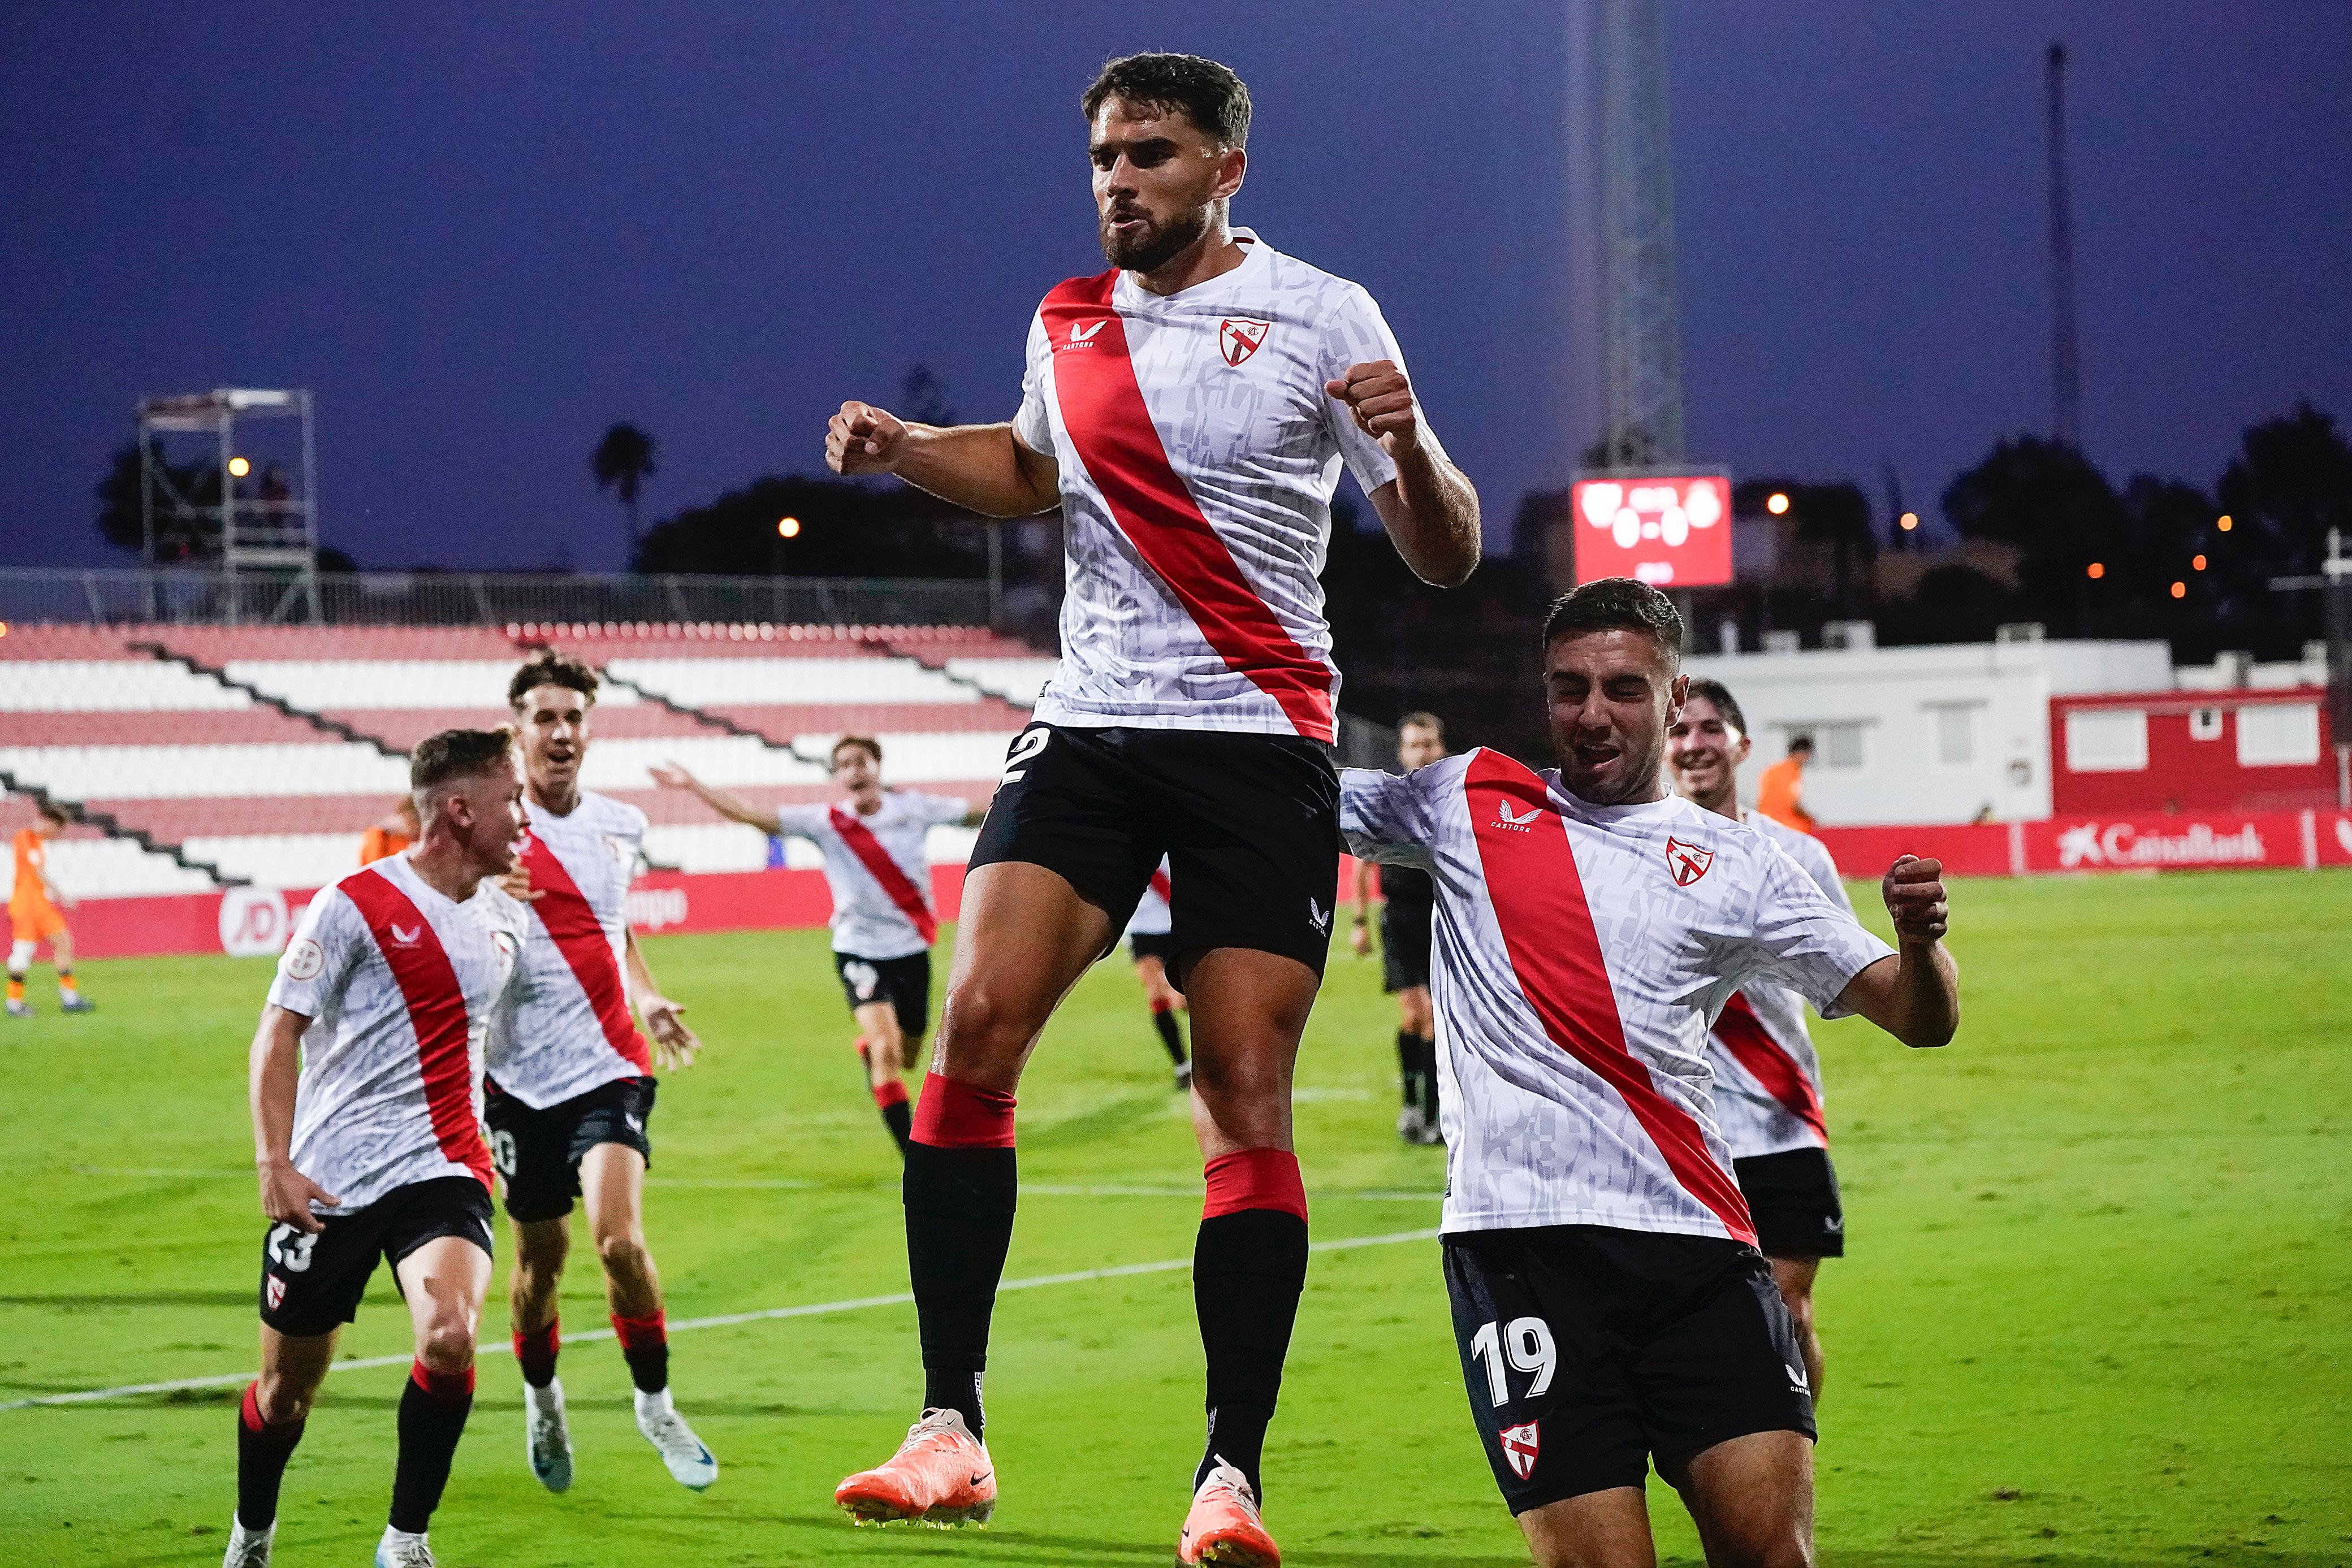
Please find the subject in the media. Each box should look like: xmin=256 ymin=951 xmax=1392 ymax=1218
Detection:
xmin=5 ymin=1 xmax=2346 ymax=573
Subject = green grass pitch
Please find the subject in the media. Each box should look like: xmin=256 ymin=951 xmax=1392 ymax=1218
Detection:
xmin=4 ymin=869 xmax=2347 ymax=1566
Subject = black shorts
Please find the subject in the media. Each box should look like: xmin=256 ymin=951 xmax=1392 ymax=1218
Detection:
xmin=835 ymin=950 xmax=932 ymax=1040
xmin=970 ymin=723 xmax=1343 ymax=982
xmin=486 ymin=1075 xmax=656 ymax=1224
xmin=1734 ymin=1147 xmax=1845 ymax=1259
xmin=1380 ymin=905 xmax=1433 ymax=993
xmin=1443 ymin=1225 xmax=1815 ymax=1514
xmin=1129 ymin=930 xmax=1174 ymax=964
xmin=258 ymin=1176 xmax=494 ymax=1338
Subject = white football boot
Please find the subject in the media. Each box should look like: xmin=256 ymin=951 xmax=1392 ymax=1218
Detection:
xmin=524 ymin=1376 xmax=574 ymax=1492
xmin=635 ymin=1387 xmax=717 ymax=1490
xmin=373 ymin=1527 xmax=435 ymax=1567
xmin=220 ymin=1517 xmax=273 ymax=1567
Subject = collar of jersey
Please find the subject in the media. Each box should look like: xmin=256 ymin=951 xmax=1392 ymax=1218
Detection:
xmin=1112 ymin=227 xmax=1268 ymax=313
xmin=1544 ymin=773 xmax=1691 ymax=826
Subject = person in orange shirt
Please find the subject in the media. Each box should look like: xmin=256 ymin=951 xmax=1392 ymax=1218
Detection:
xmin=1755 ymin=734 xmax=1819 ymax=835
xmin=358 ymin=795 xmax=420 ymax=866
xmin=10 ymin=801 xmax=95 ymax=1017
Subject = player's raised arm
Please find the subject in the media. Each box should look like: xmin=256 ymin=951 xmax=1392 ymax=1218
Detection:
xmin=648 ymin=761 xmax=785 ymax=836
xmin=1329 ymin=359 xmax=1481 ymax=587
xmin=248 ymin=1003 xmax=340 ymax=1229
xmin=1835 ymin=856 xmax=1960 ymax=1049
xmin=826 ymin=402 xmax=1061 ymax=520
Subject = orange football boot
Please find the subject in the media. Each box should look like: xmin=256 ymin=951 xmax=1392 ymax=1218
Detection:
xmin=1178 ymin=1459 xmax=1280 ymax=1566
xmin=834 ymin=1409 xmax=997 ymax=1527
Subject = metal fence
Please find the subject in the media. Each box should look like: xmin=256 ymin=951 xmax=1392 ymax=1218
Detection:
xmin=0 ymin=568 xmax=993 ymax=629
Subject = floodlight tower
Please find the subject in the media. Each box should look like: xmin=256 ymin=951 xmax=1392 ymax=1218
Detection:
xmin=2046 ymin=42 xmax=2083 ymax=449
xmin=136 ymin=388 xmax=319 ymax=622
xmin=1594 ymin=0 xmax=1687 ymax=470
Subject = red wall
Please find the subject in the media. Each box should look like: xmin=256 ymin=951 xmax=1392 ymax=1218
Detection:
xmin=2051 ymin=689 xmax=2337 ymax=815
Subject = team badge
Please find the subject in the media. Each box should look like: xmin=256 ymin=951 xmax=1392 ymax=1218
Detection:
xmin=1664 ymin=837 xmax=1714 ymax=887
xmin=281 ymin=936 xmax=326 ymax=982
xmin=266 ymin=1275 xmax=287 ymax=1310
xmin=1219 ymin=317 xmax=1269 ymax=366
xmin=1500 ymin=1420 xmax=1541 ymax=1480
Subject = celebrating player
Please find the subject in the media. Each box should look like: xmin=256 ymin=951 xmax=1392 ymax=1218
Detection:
xmin=650 ymin=737 xmax=975 ymax=1156
xmin=1668 ymin=679 xmax=1852 ymax=1402
xmin=823 ymin=51 xmax=1478 ymax=1563
xmin=1122 ymin=857 xmax=1193 ymax=1089
xmin=1339 ymin=581 xmax=1957 ymax=1568
xmin=490 ymin=652 xmax=716 ymax=1496
xmin=1349 ymin=712 xmax=1446 ymax=1143
xmin=8 ymin=800 xmax=94 ymax=1017
xmin=220 ymin=729 xmax=530 ymax=1568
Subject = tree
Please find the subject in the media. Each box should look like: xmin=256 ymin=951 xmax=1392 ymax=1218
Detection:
xmin=591 ymin=423 xmax=659 ymax=553
xmin=632 ymin=473 xmax=989 ymax=578
xmin=1940 ymin=436 xmax=2131 ymax=634
xmin=94 ymin=441 xmax=222 ymax=561
xmin=2217 ymin=402 xmax=2352 ymax=578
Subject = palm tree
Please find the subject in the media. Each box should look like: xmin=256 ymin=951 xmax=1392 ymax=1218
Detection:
xmin=591 ymin=423 xmax=659 ymax=557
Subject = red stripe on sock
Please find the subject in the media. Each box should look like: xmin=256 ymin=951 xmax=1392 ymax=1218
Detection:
xmin=1150 ymin=997 xmax=1175 ymax=1015
xmin=873 ymin=1077 xmax=910 ymax=1110
xmin=611 ymin=1310 xmax=667 ymax=1353
xmin=910 ymin=1071 xmax=1017 ymax=1148
xmin=409 ymin=1362 xmax=474 ymax=1402
xmin=512 ymin=1320 xmax=559 ymax=1380
xmin=1203 ymin=1147 xmax=1308 ymax=1222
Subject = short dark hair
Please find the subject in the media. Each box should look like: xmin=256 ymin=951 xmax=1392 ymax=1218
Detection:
xmin=1787 ymin=734 xmax=1817 ymax=755
xmin=1541 ymin=578 xmax=1685 ymax=664
xmin=1398 ymin=711 xmax=1445 ymax=740
xmin=1082 ymin=53 xmax=1251 ymax=148
xmin=411 ymin=727 xmax=515 ymax=794
xmin=508 ymin=649 xmax=598 ymax=710
xmin=832 ymin=734 xmax=883 ymax=767
xmin=1681 ymin=679 xmax=1747 ymax=737
xmin=36 ymin=799 xmax=69 ymax=826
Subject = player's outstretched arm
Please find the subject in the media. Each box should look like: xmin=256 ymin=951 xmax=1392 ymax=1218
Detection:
xmin=1835 ymin=856 xmax=1960 ymax=1049
xmin=826 ymin=401 xmax=1060 ymax=519
xmin=1329 ymin=361 xmax=1481 ymax=587
xmin=249 ymin=1004 xmax=339 ymax=1231
xmin=625 ymin=930 xmax=700 ymax=1070
xmin=648 ymin=761 xmax=783 ymax=835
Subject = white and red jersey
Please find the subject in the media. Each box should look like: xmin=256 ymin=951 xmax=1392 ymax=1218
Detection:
xmin=266 ymin=855 xmax=528 ymax=1214
xmin=1340 ymin=751 xmax=1892 ymax=1245
xmin=1125 ymin=858 xmax=1174 ymax=939
xmin=773 ymin=790 xmax=969 ymax=960
xmin=1706 ymin=810 xmax=1856 ymax=1159
xmin=487 ymin=790 xmax=654 ymax=1109
xmin=1013 ymin=229 xmax=1411 ymax=744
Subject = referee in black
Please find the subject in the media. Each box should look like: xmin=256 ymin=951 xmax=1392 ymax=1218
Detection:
xmin=1349 ymin=712 xmax=1448 ymax=1143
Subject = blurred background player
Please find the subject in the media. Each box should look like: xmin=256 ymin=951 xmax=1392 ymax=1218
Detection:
xmin=361 ymin=795 xmax=421 ymax=865
xmin=651 ymin=737 xmax=977 ymax=1155
xmin=1122 ymin=857 xmax=1192 ymax=1089
xmin=1350 ymin=712 xmax=1446 ymax=1143
xmin=1668 ymin=679 xmax=1852 ymax=1402
xmin=1756 ymin=734 xmax=1817 ymax=835
xmin=223 ymin=729 xmax=529 ymax=1568
xmin=490 ymin=652 xmax=715 ymax=1496
xmin=822 ymin=51 xmax=1478 ymax=1563
xmin=9 ymin=800 xmax=93 ymax=1017
xmin=1340 ymin=581 xmax=1956 ymax=1568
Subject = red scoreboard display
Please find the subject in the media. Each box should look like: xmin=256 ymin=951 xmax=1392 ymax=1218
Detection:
xmin=1570 ymin=474 xmax=1733 ymax=588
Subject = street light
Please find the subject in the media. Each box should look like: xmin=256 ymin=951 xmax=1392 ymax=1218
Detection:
xmin=777 ymin=516 xmax=801 ymax=539
xmin=226 ymin=456 xmax=251 ymax=479
xmin=2170 ymin=581 xmax=2187 ymax=599
xmin=1765 ymin=492 xmax=1791 ymax=516
xmin=2087 ymin=562 xmax=2105 ymax=579
xmin=2217 ymin=514 xmax=2233 ymax=532
xmin=1899 ymin=512 xmax=1919 ymax=531
xmin=2193 ymin=554 xmax=2208 ymax=571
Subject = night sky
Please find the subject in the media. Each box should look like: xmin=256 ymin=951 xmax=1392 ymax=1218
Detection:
xmin=5 ymin=1 xmax=2346 ymax=574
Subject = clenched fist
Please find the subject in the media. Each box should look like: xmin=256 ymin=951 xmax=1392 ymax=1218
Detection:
xmin=827 ymin=401 xmax=909 ymax=475
xmin=1326 ymin=360 xmax=1422 ymax=456
xmin=1880 ymin=855 xmax=1950 ymax=946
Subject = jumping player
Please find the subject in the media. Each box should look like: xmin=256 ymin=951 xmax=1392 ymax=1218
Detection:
xmin=823 ymin=52 xmax=1478 ymax=1563
xmin=1349 ymin=712 xmax=1446 ymax=1143
xmin=490 ymin=652 xmax=716 ymax=1495
xmin=1339 ymin=581 xmax=1957 ymax=1568
xmin=220 ymin=729 xmax=530 ymax=1568
xmin=1123 ymin=857 xmax=1193 ymax=1089
xmin=650 ymin=737 xmax=975 ymax=1155
xmin=8 ymin=800 xmax=94 ymax=1017
xmin=1667 ymin=679 xmax=1852 ymax=1402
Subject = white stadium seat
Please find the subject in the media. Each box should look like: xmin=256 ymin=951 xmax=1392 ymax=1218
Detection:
xmin=945 ymin=657 xmax=1062 ymax=707
xmin=606 ymin=657 xmax=979 ymax=707
xmin=0 ymin=661 xmax=253 ymax=713
xmin=224 ymin=661 xmax=641 ymax=711
xmin=42 ymin=837 xmax=220 ymax=898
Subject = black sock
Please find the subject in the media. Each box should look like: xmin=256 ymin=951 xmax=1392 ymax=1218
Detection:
xmin=388 ymin=1366 xmax=473 ymax=1534
xmin=881 ymin=1098 xmax=913 ymax=1154
xmin=1413 ymin=1034 xmax=1440 ymax=1127
xmin=235 ymin=1384 xmax=304 ymax=1531
xmin=904 ymin=1142 xmax=1017 ymax=1437
xmin=1192 ymin=1208 xmax=1310 ymax=1504
xmin=1153 ymin=1007 xmax=1187 ymax=1066
xmin=1396 ymin=1030 xmax=1421 ymax=1112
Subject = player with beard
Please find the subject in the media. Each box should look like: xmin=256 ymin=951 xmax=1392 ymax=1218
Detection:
xmin=1350 ymin=712 xmax=1447 ymax=1143
xmin=1667 ymin=679 xmax=1853 ymax=1403
xmin=488 ymin=652 xmax=716 ymax=1496
xmin=824 ymin=51 xmax=1480 ymax=1564
xmin=1339 ymin=581 xmax=1957 ymax=1568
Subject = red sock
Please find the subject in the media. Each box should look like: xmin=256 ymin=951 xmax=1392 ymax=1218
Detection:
xmin=910 ymin=1071 xmax=1017 ymax=1148
xmin=513 ymin=1319 xmax=559 ymax=1388
xmin=873 ymin=1077 xmax=910 ymax=1110
xmin=612 ymin=1309 xmax=669 ymax=1394
xmin=1203 ymin=1147 xmax=1308 ymax=1221
xmin=408 ymin=1361 xmax=474 ymax=1402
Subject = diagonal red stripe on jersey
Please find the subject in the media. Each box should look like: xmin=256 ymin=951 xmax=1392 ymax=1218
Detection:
xmin=520 ymin=832 xmax=650 ymax=1075
xmin=1041 ymin=271 xmax=1337 ymax=744
xmin=341 ymin=868 xmax=493 ymax=1190
xmin=829 ymin=806 xmax=937 ymax=945
xmin=1464 ymin=750 xmax=1756 ymax=1245
xmin=1148 ymin=867 xmax=1172 ymax=903
xmin=1713 ymin=991 xmax=1828 ymax=1145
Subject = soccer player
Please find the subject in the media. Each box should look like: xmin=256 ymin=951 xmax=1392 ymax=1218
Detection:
xmin=1339 ymin=581 xmax=1956 ymax=1568
xmin=490 ymin=652 xmax=716 ymax=1495
xmin=220 ymin=729 xmax=531 ymax=1568
xmin=7 ymin=800 xmax=93 ymax=1017
xmin=1668 ymin=680 xmax=1851 ymax=1402
xmin=823 ymin=51 xmax=1478 ymax=1562
xmin=1756 ymin=735 xmax=1818 ymax=834
xmin=1123 ymin=857 xmax=1193 ymax=1089
xmin=1349 ymin=712 xmax=1446 ymax=1143
xmin=650 ymin=736 xmax=975 ymax=1155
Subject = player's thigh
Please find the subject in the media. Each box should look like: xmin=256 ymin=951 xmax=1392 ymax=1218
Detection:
xmin=579 ymin=1138 xmax=650 ymax=1248
xmin=1672 ymin=1430 xmax=1815 ymax=1568
xmin=1516 ymin=1489 xmax=1660 ymax=1568
xmin=1156 ymin=733 xmax=1343 ymax=988
xmin=1183 ymin=947 xmax=1321 ymax=1155
xmin=255 ymin=1322 xmax=342 ymax=1418
xmin=386 ymin=1180 xmax=499 ymax=1350
xmin=1398 ymin=984 xmax=1434 ymax=1034
xmin=933 ymin=860 xmax=1118 ymax=1085
xmin=1767 ymin=1255 xmax=1819 ymax=1320
xmin=967 ymin=722 xmax=1163 ymax=938
xmin=853 ymin=998 xmax=905 ymax=1057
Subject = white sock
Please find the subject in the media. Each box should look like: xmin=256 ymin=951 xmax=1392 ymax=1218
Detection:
xmin=633 ymin=1386 xmax=673 ymax=1420
xmin=230 ymin=1516 xmax=274 ymax=1541
xmin=381 ymin=1524 xmax=426 ymax=1548
xmin=526 ymin=1375 xmax=564 ymax=1409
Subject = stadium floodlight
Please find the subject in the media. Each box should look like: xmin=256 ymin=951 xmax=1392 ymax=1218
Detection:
xmin=778 ymin=517 xmax=802 ymax=539
xmin=226 ymin=456 xmax=251 ymax=479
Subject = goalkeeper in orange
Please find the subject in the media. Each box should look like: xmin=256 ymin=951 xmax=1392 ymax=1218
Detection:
xmin=10 ymin=801 xmax=95 ymax=1017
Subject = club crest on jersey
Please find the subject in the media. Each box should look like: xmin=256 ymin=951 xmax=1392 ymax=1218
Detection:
xmin=1664 ymin=837 xmax=1715 ymax=887
xmin=1500 ymin=1420 xmax=1541 ymax=1480
xmin=1220 ymin=317 xmax=1269 ymax=366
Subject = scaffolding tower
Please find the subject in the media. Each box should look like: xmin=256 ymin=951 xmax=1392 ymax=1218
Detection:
xmin=1593 ymin=0 xmax=1687 ymax=470
xmin=137 ymin=387 xmax=319 ymax=622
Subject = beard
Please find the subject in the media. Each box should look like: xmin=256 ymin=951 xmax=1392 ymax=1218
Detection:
xmin=1099 ymin=203 xmax=1209 ymax=272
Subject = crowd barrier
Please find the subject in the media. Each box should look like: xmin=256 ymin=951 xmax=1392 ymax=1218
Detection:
xmin=1819 ymin=807 xmax=2352 ymax=878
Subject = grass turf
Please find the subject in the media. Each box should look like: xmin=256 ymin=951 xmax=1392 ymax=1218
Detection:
xmin=2 ymin=868 xmax=2346 ymax=1566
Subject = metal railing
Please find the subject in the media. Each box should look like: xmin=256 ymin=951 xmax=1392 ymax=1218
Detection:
xmin=0 ymin=568 xmax=993 ymax=629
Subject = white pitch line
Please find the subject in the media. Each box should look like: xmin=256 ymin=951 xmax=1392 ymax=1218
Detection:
xmin=0 ymin=1227 xmax=1439 ymax=1413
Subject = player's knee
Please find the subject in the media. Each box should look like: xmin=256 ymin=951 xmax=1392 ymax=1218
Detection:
xmin=594 ymin=1227 xmax=650 ymax=1281
xmin=416 ymin=1314 xmax=476 ymax=1374
xmin=1714 ymin=1530 xmax=1812 ymax=1568
xmin=936 ymin=981 xmax=1030 ymax=1073
xmin=254 ymin=1369 xmax=315 ymax=1424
